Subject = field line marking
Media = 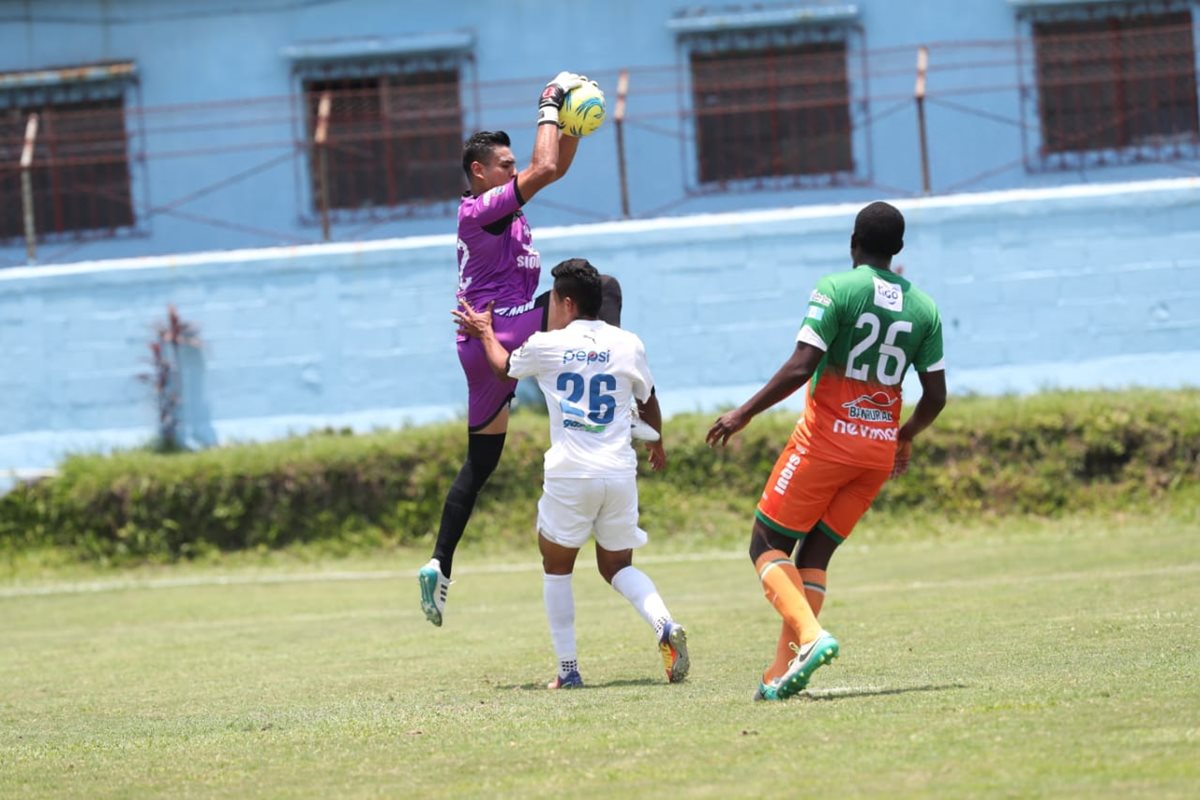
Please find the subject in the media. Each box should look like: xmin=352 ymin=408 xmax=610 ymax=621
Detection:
xmin=2 ymin=554 xmax=1199 ymax=600
xmin=0 ymin=551 xmax=748 ymax=599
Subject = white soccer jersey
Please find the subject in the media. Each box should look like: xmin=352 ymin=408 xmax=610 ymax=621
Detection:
xmin=507 ymin=319 xmax=654 ymax=478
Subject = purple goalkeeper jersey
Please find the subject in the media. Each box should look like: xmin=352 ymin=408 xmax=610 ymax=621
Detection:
xmin=456 ymin=177 xmax=541 ymax=317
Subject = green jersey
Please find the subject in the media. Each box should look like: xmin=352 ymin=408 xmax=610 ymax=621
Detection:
xmin=793 ymin=264 xmax=944 ymax=469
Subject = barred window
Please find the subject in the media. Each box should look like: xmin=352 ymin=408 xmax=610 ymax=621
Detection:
xmin=1033 ymin=8 xmax=1199 ymax=154
xmin=0 ymin=74 xmax=135 ymax=242
xmin=302 ymin=57 xmax=463 ymax=214
xmin=688 ymin=33 xmax=853 ymax=184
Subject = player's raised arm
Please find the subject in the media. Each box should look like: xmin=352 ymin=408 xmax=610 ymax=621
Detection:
xmin=517 ymin=72 xmax=585 ymax=201
xmin=706 ymin=342 xmax=825 ymax=448
xmin=552 ymin=128 xmax=581 ymax=181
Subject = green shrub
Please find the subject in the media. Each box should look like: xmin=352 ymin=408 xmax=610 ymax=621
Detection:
xmin=1 ymin=389 xmax=1196 ymax=560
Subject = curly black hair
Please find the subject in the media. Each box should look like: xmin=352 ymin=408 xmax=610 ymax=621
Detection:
xmin=853 ymin=201 xmax=905 ymax=257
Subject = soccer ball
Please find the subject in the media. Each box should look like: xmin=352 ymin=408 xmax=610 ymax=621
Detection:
xmin=559 ymin=82 xmax=606 ymax=137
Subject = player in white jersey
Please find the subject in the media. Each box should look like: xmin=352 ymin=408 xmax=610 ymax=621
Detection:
xmin=453 ymin=258 xmax=689 ymax=688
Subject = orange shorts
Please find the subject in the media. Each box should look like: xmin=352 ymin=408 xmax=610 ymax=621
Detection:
xmin=756 ymin=446 xmax=889 ymax=543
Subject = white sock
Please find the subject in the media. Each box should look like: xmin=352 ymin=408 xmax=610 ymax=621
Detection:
xmin=610 ymin=565 xmax=672 ymax=638
xmin=543 ymin=573 xmax=576 ymax=675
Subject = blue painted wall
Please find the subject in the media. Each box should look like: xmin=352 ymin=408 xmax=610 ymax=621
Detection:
xmin=2 ymin=1 xmax=1199 ymax=480
xmin=1 ymin=0 xmax=1198 ymax=265
xmin=3 ymin=177 xmax=1198 ymax=478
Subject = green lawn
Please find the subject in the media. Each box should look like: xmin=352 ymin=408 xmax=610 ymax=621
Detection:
xmin=2 ymin=513 xmax=1197 ymax=799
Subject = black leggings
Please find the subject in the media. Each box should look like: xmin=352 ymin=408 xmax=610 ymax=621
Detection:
xmin=431 ymin=432 xmax=506 ymax=577
xmin=748 ymin=518 xmax=840 ymax=571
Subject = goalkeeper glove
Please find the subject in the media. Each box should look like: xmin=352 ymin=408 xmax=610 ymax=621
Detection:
xmin=538 ymin=71 xmax=584 ymax=125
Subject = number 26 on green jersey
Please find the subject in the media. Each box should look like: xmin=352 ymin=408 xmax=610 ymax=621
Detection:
xmin=845 ymin=312 xmax=912 ymax=386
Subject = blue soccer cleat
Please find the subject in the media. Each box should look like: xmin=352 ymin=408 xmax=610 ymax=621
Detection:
xmin=547 ymin=670 xmax=584 ymax=690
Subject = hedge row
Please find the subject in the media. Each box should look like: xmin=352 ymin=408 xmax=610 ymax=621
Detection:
xmin=1 ymin=389 xmax=1196 ymax=559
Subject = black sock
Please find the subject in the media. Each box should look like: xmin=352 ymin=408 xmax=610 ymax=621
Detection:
xmin=431 ymin=432 xmax=505 ymax=577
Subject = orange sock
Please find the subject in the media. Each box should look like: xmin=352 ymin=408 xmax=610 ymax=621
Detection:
xmin=763 ymin=568 xmax=828 ymax=682
xmin=755 ymin=549 xmax=822 ymax=651
xmin=800 ymin=568 xmax=827 ymax=618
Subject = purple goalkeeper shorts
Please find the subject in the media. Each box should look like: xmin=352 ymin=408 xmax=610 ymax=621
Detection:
xmin=459 ymin=302 xmax=545 ymax=430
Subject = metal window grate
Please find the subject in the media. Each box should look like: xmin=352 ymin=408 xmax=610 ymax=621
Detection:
xmin=0 ymin=93 xmax=134 ymax=241
xmin=685 ymin=26 xmax=855 ymax=186
xmin=1031 ymin=8 xmax=1198 ymax=158
xmin=681 ymin=19 xmax=859 ymax=188
xmin=302 ymin=60 xmax=463 ymax=214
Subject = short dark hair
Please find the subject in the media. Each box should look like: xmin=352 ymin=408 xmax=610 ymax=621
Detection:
xmin=462 ymin=130 xmax=511 ymax=177
xmin=853 ymin=201 xmax=905 ymax=257
xmin=551 ymin=258 xmax=603 ymax=318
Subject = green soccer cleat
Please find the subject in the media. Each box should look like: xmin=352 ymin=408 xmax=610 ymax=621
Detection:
xmin=753 ymin=677 xmax=783 ymax=702
xmin=418 ymin=558 xmax=451 ymax=627
xmin=776 ymin=630 xmax=839 ymax=699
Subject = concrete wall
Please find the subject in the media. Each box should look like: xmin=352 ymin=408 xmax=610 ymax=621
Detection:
xmin=2 ymin=0 xmax=1198 ymax=265
xmin=3 ymin=176 xmax=1198 ymax=478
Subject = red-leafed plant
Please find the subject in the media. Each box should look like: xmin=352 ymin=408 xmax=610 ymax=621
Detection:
xmin=140 ymin=305 xmax=202 ymax=452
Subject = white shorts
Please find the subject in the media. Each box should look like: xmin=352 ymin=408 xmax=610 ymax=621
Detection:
xmin=537 ymin=476 xmax=649 ymax=551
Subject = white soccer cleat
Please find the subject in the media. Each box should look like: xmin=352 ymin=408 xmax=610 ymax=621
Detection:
xmin=418 ymin=558 xmax=452 ymax=627
xmin=630 ymin=413 xmax=660 ymax=443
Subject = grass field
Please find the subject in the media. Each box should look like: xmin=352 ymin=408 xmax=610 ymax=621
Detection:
xmin=2 ymin=511 xmax=1198 ymax=799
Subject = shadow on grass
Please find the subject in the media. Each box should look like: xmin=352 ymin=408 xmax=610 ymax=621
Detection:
xmin=500 ymin=677 xmax=663 ymax=691
xmin=495 ymin=680 xmax=968 ymax=696
xmin=799 ymin=683 xmax=969 ymax=701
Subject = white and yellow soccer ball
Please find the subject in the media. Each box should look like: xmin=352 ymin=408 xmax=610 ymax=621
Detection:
xmin=559 ymin=81 xmax=606 ymax=137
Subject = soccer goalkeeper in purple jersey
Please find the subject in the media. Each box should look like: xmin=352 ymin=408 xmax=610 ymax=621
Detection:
xmin=419 ymin=72 xmax=646 ymax=627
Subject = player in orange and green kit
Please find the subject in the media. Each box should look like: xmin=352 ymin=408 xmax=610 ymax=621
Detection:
xmin=706 ymin=201 xmax=947 ymax=701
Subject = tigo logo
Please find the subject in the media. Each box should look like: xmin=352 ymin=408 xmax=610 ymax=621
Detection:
xmin=872 ymin=277 xmax=903 ymax=312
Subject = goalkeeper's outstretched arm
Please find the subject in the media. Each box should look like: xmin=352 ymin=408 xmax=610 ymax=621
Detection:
xmin=518 ymin=72 xmax=585 ymax=200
